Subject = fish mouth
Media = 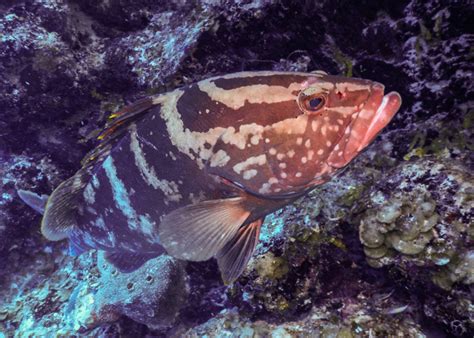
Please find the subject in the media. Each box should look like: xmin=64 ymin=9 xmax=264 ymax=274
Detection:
xmin=326 ymin=85 xmax=402 ymax=169
xmin=356 ymin=90 xmax=402 ymax=152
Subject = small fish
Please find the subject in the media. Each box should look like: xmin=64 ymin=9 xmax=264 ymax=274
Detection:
xmin=38 ymin=71 xmax=401 ymax=283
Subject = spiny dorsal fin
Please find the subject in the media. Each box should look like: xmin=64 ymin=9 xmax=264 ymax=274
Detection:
xmin=98 ymin=97 xmax=154 ymax=141
xmin=81 ymin=95 xmax=162 ymax=167
xmin=158 ymin=197 xmax=252 ymax=261
xmin=216 ymin=218 xmax=263 ymax=284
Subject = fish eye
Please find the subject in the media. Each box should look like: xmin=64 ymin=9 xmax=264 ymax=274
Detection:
xmin=309 ymin=97 xmax=323 ymax=109
xmin=298 ymin=93 xmax=326 ymax=114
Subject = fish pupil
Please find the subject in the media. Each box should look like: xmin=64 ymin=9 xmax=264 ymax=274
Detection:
xmin=309 ymin=97 xmax=322 ymax=109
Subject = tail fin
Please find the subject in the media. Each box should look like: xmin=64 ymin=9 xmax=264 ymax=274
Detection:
xmin=17 ymin=190 xmax=49 ymax=215
xmin=41 ymin=170 xmax=89 ymax=241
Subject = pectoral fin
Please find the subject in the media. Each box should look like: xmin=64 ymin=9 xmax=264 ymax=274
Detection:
xmin=158 ymin=197 xmax=251 ymax=262
xmin=216 ymin=218 xmax=263 ymax=284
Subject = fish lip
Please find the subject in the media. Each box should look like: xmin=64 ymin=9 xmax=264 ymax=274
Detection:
xmin=355 ymin=91 xmax=401 ymax=152
xmin=324 ymin=89 xmax=401 ymax=170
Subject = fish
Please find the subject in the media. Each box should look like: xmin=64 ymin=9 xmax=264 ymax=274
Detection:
xmin=36 ymin=71 xmax=401 ymax=283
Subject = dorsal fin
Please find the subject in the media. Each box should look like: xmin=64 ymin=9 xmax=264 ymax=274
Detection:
xmin=81 ymin=95 xmax=161 ymax=167
xmin=98 ymin=97 xmax=154 ymax=141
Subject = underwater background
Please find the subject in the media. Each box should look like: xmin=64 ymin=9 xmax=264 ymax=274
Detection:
xmin=0 ymin=0 xmax=472 ymax=337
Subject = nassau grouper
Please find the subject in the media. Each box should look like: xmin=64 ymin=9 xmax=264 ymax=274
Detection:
xmin=33 ymin=71 xmax=402 ymax=283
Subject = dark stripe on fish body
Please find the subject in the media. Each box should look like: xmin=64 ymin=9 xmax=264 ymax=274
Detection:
xmin=132 ymin=107 xmax=222 ymax=197
xmin=211 ymin=74 xmax=308 ymax=90
xmin=72 ymin=100 xmax=242 ymax=252
xmin=176 ymin=84 xmax=302 ymax=133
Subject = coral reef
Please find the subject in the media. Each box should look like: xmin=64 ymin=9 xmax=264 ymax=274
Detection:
xmin=0 ymin=0 xmax=472 ymax=337
xmin=360 ymin=158 xmax=473 ymax=291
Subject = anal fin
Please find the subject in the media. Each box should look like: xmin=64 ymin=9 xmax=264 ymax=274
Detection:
xmin=216 ymin=218 xmax=263 ymax=284
xmin=104 ymin=251 xmax=160 ymax=273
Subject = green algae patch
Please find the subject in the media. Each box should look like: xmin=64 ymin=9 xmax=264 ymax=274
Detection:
xmin=254 ymin=252 xmax=289 ymax=281
xmin=338 ymin=184 xmax=367 ymax=207
xmin=332 ymin=47 xmax=353 ymax=77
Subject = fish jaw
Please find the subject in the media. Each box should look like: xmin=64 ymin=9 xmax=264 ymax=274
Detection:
xmin=356 ymin=91 xmax=401 ymax=151
xmin=327 ymin=85 xmax=402 ymax=168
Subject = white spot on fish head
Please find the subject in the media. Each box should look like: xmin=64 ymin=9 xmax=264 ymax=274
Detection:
xmin=233 ymin=154 xmax=267 ymax=174
xmin=321 ymin=125 xmax=327 ymax=136
xmin=250 ymin=135 xmax=260 ymax=145
xmin=268 ymin=177 xmax=279 ymax=184
xmin=209 ymin=149 xmax=230 ymax=167
xmin=243 ymin=169 xmax=258 ymax=180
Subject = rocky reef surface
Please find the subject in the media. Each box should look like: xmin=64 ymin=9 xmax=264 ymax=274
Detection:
xmin=0 ymin=0 xmax=472 ymax=337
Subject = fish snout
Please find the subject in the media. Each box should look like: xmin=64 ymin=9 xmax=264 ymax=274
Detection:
xmin=352 ymin=88 xmax=401 ymax=153
xmin=326 ymin=86 xmax=401 ymax=168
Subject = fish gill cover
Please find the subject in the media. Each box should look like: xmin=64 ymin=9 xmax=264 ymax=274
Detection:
xmin=0 ymin=0 xmax=472 ymax=337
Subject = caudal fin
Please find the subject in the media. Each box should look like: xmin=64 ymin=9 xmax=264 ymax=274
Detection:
xmin=17 ymin=189 xmax=49 ymax=214
xmin=41 ymin=170 xmax=89 ymax=241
